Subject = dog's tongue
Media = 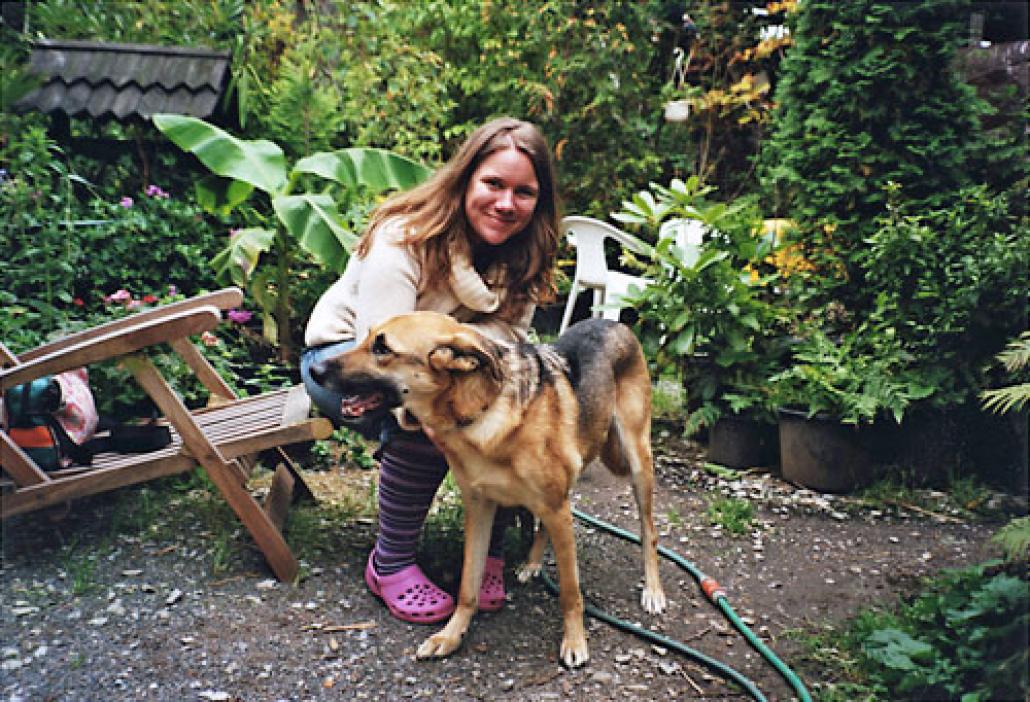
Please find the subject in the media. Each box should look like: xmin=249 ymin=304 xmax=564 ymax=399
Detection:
xmin=340 ymin=392 xmax=384 ymax=418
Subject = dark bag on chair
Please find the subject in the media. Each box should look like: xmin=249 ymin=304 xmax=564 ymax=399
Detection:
xmin=2 ymin=369 xmax=100 ymax=470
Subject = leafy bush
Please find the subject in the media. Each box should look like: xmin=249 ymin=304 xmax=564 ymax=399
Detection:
xmin=406 ymin=0 xmax=669 ymax=215
xmin=768 ymin=327 xmax=935 ymax=425
xmin=660 ymin=2 xmax=791 ymax=196
xmin=617 ymin=177 xmax=790 ymax=434
xmin=861 ymin=184 xmax=1029 ymax=408
xmin=982 ymin=332 xmax=1030 ymax=415
xmin=0 ymin=113 xmax=225 ymax=349
xmin=852 ymin=564 xmax=1028 ymax=700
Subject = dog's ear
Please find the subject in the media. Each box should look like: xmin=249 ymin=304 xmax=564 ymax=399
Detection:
xmin=428 ymin=330 xmax=504 ymax=425
xmin=427 ymin=330 xmax=503 ymax=382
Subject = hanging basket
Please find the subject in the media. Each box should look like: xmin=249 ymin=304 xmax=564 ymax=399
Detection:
xmin=664 ymin=99 xmax=690 ymax=123
xmin=664 ymin=47 xmax=693 ymax=123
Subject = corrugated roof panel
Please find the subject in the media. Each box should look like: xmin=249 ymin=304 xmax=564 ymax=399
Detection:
xmin=85 ymin=81 xmax=118 ymax=119
xmin=62 ymin=81 xmax=93 ymax=116
xmin=110 ymin=84 xmax=143 ymax=121
xmin=136 ymin=55 xmax=168 ymax=89
xmin=176 ymin=55 xmax=228 ymax=91
xmin=15 ymin=39 xmax=230 ymax=122
xmin=189 ymin=91 xmax=220 ymax=118
xmin=115 ymin=54 xmax=146 ymax=89
xmin=32 ymin=82 xmax=67 ymax=113
xmin=30 ymin=45 xmax=66 ymax=76
xmin=137 ymin=85 xmax=172 ymax=118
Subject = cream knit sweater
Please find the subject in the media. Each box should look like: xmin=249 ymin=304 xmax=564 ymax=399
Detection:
xmin=304 ymin=217 xmax=534 ymax=348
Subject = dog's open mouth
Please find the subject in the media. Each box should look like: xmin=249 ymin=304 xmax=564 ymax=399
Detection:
xmin=340 ymin=391 xmax=387 ymax=419
xmin=334 ymin=377 xmax=403 ymax=435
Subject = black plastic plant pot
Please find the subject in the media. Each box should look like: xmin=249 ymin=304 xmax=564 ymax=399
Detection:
xmin=707 ymin=415 xmax=779 ymax=469
xmin=776 ymin=407 xmax=877 ymax=493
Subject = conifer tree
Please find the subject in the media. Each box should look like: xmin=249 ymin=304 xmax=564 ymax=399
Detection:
xmin=759 ymin=0 xmax=987 ymax=305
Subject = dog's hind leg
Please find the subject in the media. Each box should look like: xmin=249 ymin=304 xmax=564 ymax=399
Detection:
xmin=516 ymin=518 xmax=548 ymax=583
xmin=605 ymin=384 xmax=667 ymax=615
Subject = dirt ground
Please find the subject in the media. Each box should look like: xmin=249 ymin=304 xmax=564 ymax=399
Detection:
xmin=1 ymin=431 xmax=1014 ymax=702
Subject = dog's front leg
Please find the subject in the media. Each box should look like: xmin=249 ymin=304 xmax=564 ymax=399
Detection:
xmin=416 ymin=494 xmax=496 ymax=660
xmin=541 ymin=502 xmax=589 ymax=668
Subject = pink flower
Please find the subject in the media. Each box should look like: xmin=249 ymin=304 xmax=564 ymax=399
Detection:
xmin=105 ymin=289 xmax=132 ymax=304
xmin=200 ymin=331 xmax=219 ymax=347
xmin=167 ymin=284 xmax=178 ymax=296
xmin=145 ymin=184 xmax=170 ymax=198
xmin=119 ymin=196 xmax=133 ymax=208
xmin=227 ymin=309 xmax=253 ymax=324
xmin=73 ymin=297 xmax=85 ymax=307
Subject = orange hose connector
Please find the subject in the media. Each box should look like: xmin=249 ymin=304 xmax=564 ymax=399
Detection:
xmin=700 ymin=577 xmax=726 ymax=603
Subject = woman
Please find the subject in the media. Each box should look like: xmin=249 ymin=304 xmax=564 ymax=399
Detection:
xmin=301 ymin=117 xmax=560 ymax=624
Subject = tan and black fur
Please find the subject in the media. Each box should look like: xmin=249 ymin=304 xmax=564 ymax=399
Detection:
xmin=310 ymin=312 xmax=666 ymax=667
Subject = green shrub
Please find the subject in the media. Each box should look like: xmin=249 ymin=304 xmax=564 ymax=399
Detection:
xmin=862 ymin=184 xmax=1029 ymax=407
xmin=617 ymin=177 xmax=790 ymax=434
xmin=851 ymin=564 xmax=1028 ymax=700
xmin=759 ymin=0 xmax=992 ymax=308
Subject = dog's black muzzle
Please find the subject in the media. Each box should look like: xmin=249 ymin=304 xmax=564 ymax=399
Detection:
xmin=309 ymin=360 xmax=403 ymax=438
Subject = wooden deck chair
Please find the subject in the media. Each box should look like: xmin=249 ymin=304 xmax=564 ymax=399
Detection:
xmin=0 ymin=288 xmax=333 ymax=583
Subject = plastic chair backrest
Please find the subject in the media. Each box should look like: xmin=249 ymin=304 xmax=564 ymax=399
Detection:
xmin=659 ymin=218 xmax=705 ymax=267
xmin=561 ymin=216 xmax=647 ymax=288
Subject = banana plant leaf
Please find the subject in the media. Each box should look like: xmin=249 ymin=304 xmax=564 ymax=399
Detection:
xmin=272 ymin=194 xmax=355 ymax=272
xmin=153 ymin=114 xmax=287 ymax=194
xmin=210 ymin=227 xmax=277 ymax=286
xmin=293 ymin=148 xmax=432 ymax=193
xmin=194 ymin=175 xmax=255 ymax=217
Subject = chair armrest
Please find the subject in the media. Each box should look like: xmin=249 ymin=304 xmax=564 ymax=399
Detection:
xmin=16 ymin=288 xmax=243 ymax=363
xmin=0 ymin=306 xmax=223 ymax=390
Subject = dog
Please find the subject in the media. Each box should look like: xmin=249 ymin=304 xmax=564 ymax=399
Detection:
xmin=309 ymin=312 xmax=667 ymax=668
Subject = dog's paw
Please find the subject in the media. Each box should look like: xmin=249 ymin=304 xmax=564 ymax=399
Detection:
xmin=416 ymin=632 xmax=462 ymax=660
xmin=516 ymin=562 xmax=541 ymax=583
xmin=559 ymin=635 xmax=590 ymax=669
xmin=641 ymin=586 xmax=667 ymax=615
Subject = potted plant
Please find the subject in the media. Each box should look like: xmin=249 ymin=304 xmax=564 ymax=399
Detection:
xmin=615 ymin=178 xmax=790 ymax=468
xmin=768 ymin=327 xmax=934 ymax=492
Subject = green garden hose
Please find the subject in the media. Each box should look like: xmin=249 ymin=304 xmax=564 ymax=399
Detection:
xmin=537 ymin=508 xmax=812 ymax=702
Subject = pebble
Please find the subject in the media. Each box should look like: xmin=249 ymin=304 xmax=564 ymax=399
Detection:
xmin=198 ymin=692 xmax=231 ymax=701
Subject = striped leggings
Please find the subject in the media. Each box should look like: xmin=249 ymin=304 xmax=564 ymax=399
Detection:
xmin=372 ymin=433 xmax=509 ymax=575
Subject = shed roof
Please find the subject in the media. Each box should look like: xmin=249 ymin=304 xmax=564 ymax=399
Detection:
xmin=16 ymin=39 xmax=231 ymax=122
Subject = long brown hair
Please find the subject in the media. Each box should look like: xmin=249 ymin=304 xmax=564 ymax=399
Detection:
xmin=355 ymin=117 xmax=560 ymax=320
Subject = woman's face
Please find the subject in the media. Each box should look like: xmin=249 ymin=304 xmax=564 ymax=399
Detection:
xmin=464 ymin=146 xmax=539 ymax=247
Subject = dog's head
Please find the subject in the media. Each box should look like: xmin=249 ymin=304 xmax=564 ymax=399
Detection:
xmin=309 ymin=312 xmax=506 ymax=433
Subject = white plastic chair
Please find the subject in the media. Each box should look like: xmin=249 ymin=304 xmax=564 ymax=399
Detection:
xmin=558 ymin=216 xmax=650 ymax=335
xmin=658 ymin=218 xmax=705 ymax=267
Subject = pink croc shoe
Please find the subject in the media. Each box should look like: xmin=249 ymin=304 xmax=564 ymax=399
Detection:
xmin=478 ymin=556 xmax=506 ymax=612
xmin=365 ymin=553 xmax=455 ymax=624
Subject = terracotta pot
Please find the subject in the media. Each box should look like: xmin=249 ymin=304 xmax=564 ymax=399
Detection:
xmin=777 ymin=408 xmax=877 ymax=493
xmin=707 ymin=415 xmax=779 ymax=469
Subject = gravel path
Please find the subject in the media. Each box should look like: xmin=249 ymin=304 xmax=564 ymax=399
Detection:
xmin=2 ymin=434 xmax=1012 ymax=701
